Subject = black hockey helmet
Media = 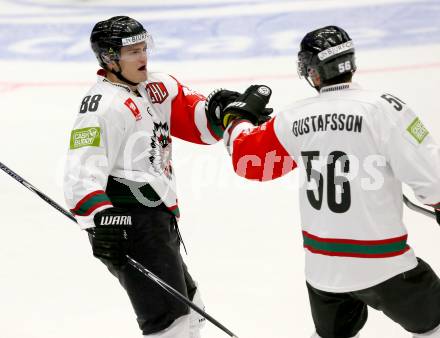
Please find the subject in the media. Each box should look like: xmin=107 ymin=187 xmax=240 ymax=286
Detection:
xmin=297 ymin=26 xmax=356 ymax=87
xmin=90 ymin=16 xmax=151 ymax=68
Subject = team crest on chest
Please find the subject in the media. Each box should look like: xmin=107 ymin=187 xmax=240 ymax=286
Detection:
xmin=149 ymin=122 xmax=173 ymax=179
xmin=146 ymin=82 xmax=169 ymax=104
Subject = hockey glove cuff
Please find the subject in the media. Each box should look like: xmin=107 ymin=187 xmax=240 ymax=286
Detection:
xmin=205 ymin=88 xmax=241 ymax=131
xmin=91 ymin=207 xmax=132 ymax=267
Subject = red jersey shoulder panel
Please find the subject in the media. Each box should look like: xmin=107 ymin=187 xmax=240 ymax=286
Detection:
xmin=168 ymin=75 xmax=208 ymax=145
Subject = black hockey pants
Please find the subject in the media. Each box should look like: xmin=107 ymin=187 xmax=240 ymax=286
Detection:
xmin=307 ymin=257 xmax=440 ymax=338
xmin=91 ymin=204 xmax=197 ymax=335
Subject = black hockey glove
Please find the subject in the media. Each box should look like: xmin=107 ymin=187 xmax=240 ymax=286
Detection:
xmin=435 ymin=209 xmax=440 ymax=225
xmin=90 ymin=207 xmax=132 ymax=267
xmin=205 ymin=88 xmax=241 ymax=131
xmin=221 ymin=85 xmax=273 ymax=128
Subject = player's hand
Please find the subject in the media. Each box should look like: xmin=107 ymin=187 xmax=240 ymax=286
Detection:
xmin=205 ymin=88 xmax=241 ymax=130
xmin=221 ymin=85 xmax=273 ymax=128
xmin=90 ymin=207 xmax=132 ymax=267
xmin=435 ymin=209 xmax=440 ymax=225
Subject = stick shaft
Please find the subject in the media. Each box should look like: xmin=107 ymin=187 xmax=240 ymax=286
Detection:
xmin=0 ymin=161 xmax=238 ymax=337
xmin=403 ymin=194 xmax=436 ymax=220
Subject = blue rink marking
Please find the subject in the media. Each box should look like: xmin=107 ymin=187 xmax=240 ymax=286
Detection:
xmin=1 ymin=1 xmax=439 ymax=62
xmin=1 ymin=0 xmax=262 ymax=17
xmin=5 ymin=0 xmax=262 ymax=10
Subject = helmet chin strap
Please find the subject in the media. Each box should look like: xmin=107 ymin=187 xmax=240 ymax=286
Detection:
xmin=305 ymin=76 xmax=321 ymax=92
xmin=110 ymin=61 xmax=140 ymax=87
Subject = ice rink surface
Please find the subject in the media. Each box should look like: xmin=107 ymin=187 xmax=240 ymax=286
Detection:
xmin=1 ymin=0 xmax=440 ymax=337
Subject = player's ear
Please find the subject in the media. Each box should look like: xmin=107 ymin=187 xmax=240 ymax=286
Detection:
xmin=101 ymin=52 xmax=118 ymax=71
xmin=106 ymin=60 xmax=119 ymax=72
xmin=308 ymin=68 xmax=321 ymax=87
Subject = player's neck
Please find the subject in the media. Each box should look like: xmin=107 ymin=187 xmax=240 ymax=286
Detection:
xmin=106 ymin=71 xmax=138 ymax=91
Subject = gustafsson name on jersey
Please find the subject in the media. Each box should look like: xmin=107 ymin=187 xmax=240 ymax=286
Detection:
xmin=292 ymin=114 xmax=363 ymax=137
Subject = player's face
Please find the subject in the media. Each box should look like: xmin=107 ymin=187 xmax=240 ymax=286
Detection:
xmin=118 ymin=41 xmax=148 ymax=84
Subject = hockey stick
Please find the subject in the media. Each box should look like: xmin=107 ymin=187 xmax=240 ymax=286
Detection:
xmin=0 ymin=161 xmax=239 ymax=338
xmin=402 ymin=194 xmax=436 ymax=220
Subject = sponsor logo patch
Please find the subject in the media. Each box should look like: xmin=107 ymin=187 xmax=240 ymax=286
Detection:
xmin=227 ymin=101 xmax=246 ymax=108
xmin=257 ymin=86 xmax=271 ymax=96
xmin=407 ymin=117 xmax=429 ymax=144
xmin=146 ymin=82 xmax=169 ymax=104
xmin=70 ymin=127 xmax=101 ymax=149
xmin=124 ymin=98 xmax=142 ymax=121
xmin=121 ymin=32 xmax=148 ymax=46
xmin=317 ymin=41 xmax=354 ymax=61
xmin=100 ymin=215 xmax=132 ymax=226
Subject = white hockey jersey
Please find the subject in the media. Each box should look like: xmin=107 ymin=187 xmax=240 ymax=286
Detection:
xmin=224 ymin=82 xmax=440 ymax=292
xmin=64 ymin=70 xmax=221 ymax=229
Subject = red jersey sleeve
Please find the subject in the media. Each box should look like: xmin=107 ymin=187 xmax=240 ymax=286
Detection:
xmin=169 ymin=76 xmax=221 ymax=145
xmin=229 ymin=117 xmax=297 ymax=181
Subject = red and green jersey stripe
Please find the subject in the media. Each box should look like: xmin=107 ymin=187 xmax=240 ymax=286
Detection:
xmin=168 ymin=204 xmax=180 ymax=218
xmin=71 ymin=190 xmax=112 ymax=216
xmin=429 ymin=202 xmax=440 ymax=209
xmin=302 ymin=231 xmax=410 ymax=258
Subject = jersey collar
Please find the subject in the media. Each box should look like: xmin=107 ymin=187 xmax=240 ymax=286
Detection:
xmin=96 ymin=69 xmax=142 ymax=94
xmin=320 ymin=82 xmax=361 ymax=94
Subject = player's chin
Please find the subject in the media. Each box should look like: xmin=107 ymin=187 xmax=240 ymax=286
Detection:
xmin=135 ymin=69 xmax=148 ymax=82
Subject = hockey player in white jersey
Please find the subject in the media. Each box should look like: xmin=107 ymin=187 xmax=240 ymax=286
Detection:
xmin=215 ymin=26 xmax=440 ymax=337
xmin=63 ymin=16 xmax=241 ymax=338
